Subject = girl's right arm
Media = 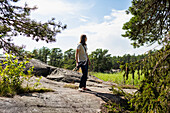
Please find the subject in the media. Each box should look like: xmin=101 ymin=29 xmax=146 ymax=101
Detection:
xmin=75 ymin=49 xmax=79 ymax=66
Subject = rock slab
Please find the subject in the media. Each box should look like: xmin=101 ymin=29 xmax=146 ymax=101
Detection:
xmin=0 ymin=77 xmax=104 ymax=113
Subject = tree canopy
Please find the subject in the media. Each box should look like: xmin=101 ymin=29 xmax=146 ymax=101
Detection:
xmin=89 ymin=49 xmax=112 ymax=72
xmin=122 ymin=0 xmax=169 ymax=48
xmin=0 ymin=0 xmax=66 ymax=56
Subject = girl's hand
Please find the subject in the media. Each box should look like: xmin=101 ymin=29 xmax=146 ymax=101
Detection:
xmin=76 ymin=62 xmax=79 ymax=67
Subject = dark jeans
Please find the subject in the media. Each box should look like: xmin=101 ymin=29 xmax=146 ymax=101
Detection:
xmin=79 ymin=62 xmax=88 ymax=88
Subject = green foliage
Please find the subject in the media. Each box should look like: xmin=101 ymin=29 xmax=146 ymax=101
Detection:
xmin=0 ymin=0 xmax=66 ymax=56
xmin=111 ymin=86 xmax=126 ymax=96
xmin=122 ymin=0 xmax=169 ymax=48
xmin=32 ymin=49 xmax=39 ymax=59
xmin=0 ymin=54 xmax=34 ymax=97
xmin=63 ymin=49 xmax=76 ymax=70
xmin=33 ymin=76 xmax=42 ymax=89
xmin=49 ymin=48 xmax=63 ymax=67
xmin=126 ymin=46 xmax=170 ymax=113
xmin=32 ymin=47 xmax=148 ymax=72
xmin=32 ymin=47 xmax=50 ymax=63
xmin=0 ymin=54 xmax=52 ymax=97
xmin=89 ymin=48 xmax=148 ymax=72
xmin=40 ymin=47 xmax=50 ymax=63
xmin=105 ymin=102 xmax=129 ymax=113
xmin=105 ymin=87 xmax=133 ymax=112
xmin=89 ymin=49 xmax=112 ymax=72
xmin=114 ymin=53 xmax=146 ymax=69
xmin=32 ymin=47 xmax=63 ymax=67
xmin=32 ymin=47 xmax=76 ymax=70
xmin=121 ymin=0 xmax=170 ymax=112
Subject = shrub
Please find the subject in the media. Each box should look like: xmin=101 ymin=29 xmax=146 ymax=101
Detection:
xmin=0 ymin=54 xmax=34 ymax=97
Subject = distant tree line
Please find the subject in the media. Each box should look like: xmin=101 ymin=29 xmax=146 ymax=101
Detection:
xmin=88 ymin=48 xmax=148 ymax=72
xmin=31 ymin=47 xmax=152 ymax=72
xmin=32 ymin=47 xmax=75 ymax=70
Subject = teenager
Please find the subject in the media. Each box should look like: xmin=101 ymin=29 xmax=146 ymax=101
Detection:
xmin=75 ymin=34 xmax=91 ymax=91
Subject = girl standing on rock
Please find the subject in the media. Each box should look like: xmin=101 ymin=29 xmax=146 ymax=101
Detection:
xmin=75 ymin=34 xmax=91 ymax=91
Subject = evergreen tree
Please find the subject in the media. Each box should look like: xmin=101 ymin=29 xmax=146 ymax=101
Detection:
xmin=63 ymin=49 xmax=75 ymax=70
xmin=0 ymin=0 xmax=66 ymax=56
xmin=32 ymin=49 xmax=39 ymax=59
xmin=41 ymin=47 xmax=50 ymax=63
xmin=122 ymin=0 xmax=169 ymax=48
xmin=89 ymin=49 xmax=112 ymax=72
xmin=49 ymin=48 xmax=63 ymax=67
xmin=112 ymin=56 xmax=120 ymax=69
xmin=121 ymin=0 xmax=169 ymax=112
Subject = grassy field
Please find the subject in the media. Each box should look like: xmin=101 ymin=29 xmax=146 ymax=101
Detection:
xmin=90 ymin=71 xmax=144 ymax=86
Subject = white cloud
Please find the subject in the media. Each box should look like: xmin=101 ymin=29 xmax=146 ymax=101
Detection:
xmin=57 ymin=9 xmax=159 ymax=56
xmin=104 ymin=16 xmax=112 ymax=20
xmin=16 ymin=0 xmax=94 ymax=17
xmin=79 ymin=18 xmax=88 ymax=22
xmin=80 ymin=16 xmax=90 ymax=19
xmin=57 ymin=9 xmax=133 ymax=55
xmin=32 ymin=0 xmax=80 ymax=15
xmin=79 ymin=15 xmax=90 ymax=22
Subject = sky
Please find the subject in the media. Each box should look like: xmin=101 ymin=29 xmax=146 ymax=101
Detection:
xmin=7 ymin=0 xmax=161 ymax=56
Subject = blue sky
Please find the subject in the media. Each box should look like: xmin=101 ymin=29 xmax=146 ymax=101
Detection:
xmin=7 ymin=0 xmax=160 ymax=56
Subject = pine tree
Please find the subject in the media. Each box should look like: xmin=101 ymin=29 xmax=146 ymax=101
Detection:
xmin=121 ymin=0 xmax=169 ymax=112
xmin=0 ymin=0 xmax=66 ymax=56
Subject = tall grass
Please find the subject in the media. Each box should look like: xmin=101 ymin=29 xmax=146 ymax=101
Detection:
xmin=91 ymin=71 xmax=144 ymax=86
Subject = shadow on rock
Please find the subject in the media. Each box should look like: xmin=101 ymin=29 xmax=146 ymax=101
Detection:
xmin=83 ymin=89 xmax=131 ymax=112
xmin=83 ymin=90 xmax=124 ymax=104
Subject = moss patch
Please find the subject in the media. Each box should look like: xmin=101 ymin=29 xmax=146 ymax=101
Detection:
xmin=64 ymin=84 xmax=79 ymax=89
